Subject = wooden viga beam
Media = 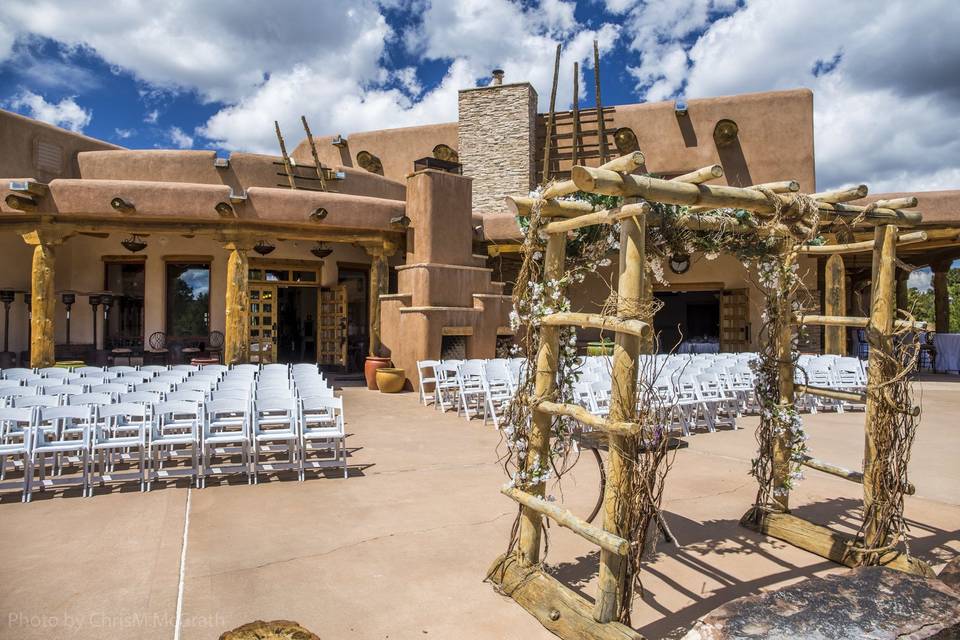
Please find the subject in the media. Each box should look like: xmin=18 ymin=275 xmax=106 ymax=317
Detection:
xmin=540 ymin=151 xmax=645 ymax=201
xmin=740 ymin=511 xmax=935 ymax=577
xmin=486 ymin=554 xmax=643 ymax=640
xmin=569 ymin=167 xmax=923 ymax=225
xmin=501 ymin=486 xmax=630 ymax=555
xmin=809 ymin=184 xmax=868 ymax=203
xmin=536 ymin=400 xmax=641 ymax=437
xmin=798 ymin=231 xmax=927 ymax=255
xmin=543 ymin=202 xmax=651 ymax=234
xmin=540 ymin=312 xmax=651 ymax=338
xmin=796 ymin=314 xmax=928 ymax=332
xmin=799 ymin=455 xmax=916 ymax=495
xmin=672 ymin=164 xmax=723 ymax=184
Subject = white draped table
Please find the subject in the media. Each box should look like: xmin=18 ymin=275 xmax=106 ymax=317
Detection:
xmin=678 ymin=341 xmax=720 ymax=354
xmin=934 ymin=333 xmax=960 ymax=373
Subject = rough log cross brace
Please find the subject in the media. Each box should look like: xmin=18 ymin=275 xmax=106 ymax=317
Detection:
xmin=491 ymin=150 xmax=933 ymax=640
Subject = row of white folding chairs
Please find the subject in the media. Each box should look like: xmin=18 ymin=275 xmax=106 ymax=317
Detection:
xmin=794 ymin=355 xmax=866 ymax=413
xmin=416 ymin=359 xmax=524 ymax=429
xmin=0 ymin=392 xmax=346 ymax=501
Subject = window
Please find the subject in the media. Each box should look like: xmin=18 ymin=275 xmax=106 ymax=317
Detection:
xmin=104 ymin=261 xmax=145 ymax=346
xmin=166 ymin=262 xmax=210 ymax=339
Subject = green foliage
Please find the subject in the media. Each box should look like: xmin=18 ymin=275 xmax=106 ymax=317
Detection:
xmin=908 ymin=267 xmax=960 ymax=332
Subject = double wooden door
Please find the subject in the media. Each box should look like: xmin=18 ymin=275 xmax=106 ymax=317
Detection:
xmin=250 ymin=284 xmax=277 ymax=363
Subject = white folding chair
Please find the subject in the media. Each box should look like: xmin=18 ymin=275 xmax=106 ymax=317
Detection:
xmin=299 ymin=395 xmax=347 ymax=480
xmin=0 ymin=407 xmax=34 ymax=501
xmin=202 ymin=398 xmax=252 ymax=487
xmin=89 ymin=403 xmax=149 ymax=493
xmin=251 ymin=396 xmax=299 ymax=483
xmin=457 ymin=361 xmax=487 ymax=420
xmin=416 ymin=360 xmax=440 ymax=406
xmin=32 ymin=405 xmax=92 ymax=496
xmin=149 ymin=400 xmax=201 ymax=490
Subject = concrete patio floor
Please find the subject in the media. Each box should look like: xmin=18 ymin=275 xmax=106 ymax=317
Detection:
xmin=1 ymin=377 xmax=959 ymax=639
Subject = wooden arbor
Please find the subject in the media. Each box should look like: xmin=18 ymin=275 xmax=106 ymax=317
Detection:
xmin=490 ymin=152 xmax=933 ymax=639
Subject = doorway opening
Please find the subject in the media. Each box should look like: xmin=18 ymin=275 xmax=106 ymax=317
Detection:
xmin=338 ymin=265 xmax=369 ymax=373
xmin=653 ymin=289 xmax=721 ymax=353
xmin=277 ymin=287 xmax=318 ymax=363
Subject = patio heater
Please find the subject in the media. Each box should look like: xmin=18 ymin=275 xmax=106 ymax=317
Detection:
xmin=100 ymin=292 xmax=114 ymax=347
xmin=89 ymin=294 xmax=101 ymax=349
xmin=62 ymin=292 xmax=76 ymax=344
xmin=0 ymin=289 xmax=14 ymax=354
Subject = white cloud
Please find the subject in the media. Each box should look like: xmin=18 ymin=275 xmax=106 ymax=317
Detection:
xmin=394 ymin=66 xmax=423 ymax=96
xmin=619 ymin=0 xmax=960 ymax=192
xmin=908 ymin=268 xmax=932 ymax=292
xmin=5 ymin=90 xmax=91 ymax=132
xmin=168 ymin=126 xmax=193 ymax=149
xmin=144 ymin=109 xmax=159 ymax=124
xmin=114 ymin=127 xmax=135 ymax=139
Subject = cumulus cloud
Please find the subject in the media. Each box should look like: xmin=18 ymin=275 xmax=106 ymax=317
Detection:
xmin=5 ymin=90 xmax=91 ymax=132
xmin=618 ymin=0 xmax=960 ymax=191
xmin=144 ymin=109 xmax=159 ymax=124
xmin=168 ymin=126 xmax=194 ymax=149
xmin=114 ymin=127 xmax=135 ymax=139
xmin=908 ymin=268 xmax=932 ymax=292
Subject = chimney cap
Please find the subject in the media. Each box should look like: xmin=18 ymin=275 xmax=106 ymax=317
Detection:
xmin=491 ymin=69 xmax=505 ymax=85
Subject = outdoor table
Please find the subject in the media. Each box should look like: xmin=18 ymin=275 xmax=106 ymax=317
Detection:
xmin=934 ymin=333 xmax=960 ymax=373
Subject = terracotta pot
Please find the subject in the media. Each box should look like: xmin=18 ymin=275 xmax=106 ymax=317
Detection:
xmin=376 ymin=368 xmax=406 ymax=393
xmin=364 ymin=356 xmax=392 ymax=390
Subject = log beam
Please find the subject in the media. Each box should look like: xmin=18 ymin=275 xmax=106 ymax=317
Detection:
xmin=487 ymin=554 xmax=644 ymax=640
xmin=223 ymin=237 xmax=254 ymax=364
xmin=501 ymin=487 xmax=630 ymax=555
xmin=799 ymin=455 xmax=915 ymax=495
xmin=809 ymin=184 xmax=868 ymax=203
xmin=796 ymin=314 xmax=928 ymax=332
xmin=506 ymin=196 xmax=596 ymax=219
xmin=798 ymin=231 xmax=927 ymax=255
xmin=518 ymin=233 xmax=568 ymax=566
xmin=541 ymin=152 xmax=644 ymax=200
xmin=795 ymin=383 xmax=864 ymax=404
xmin=536 ymin=400 xmax=640 ymax=437
xmin=672 ymin=164 xmax=723 ymax=184
xmin=22 ymin=228 xmax=68 ymax=368
xmin=741 ymin=511 xmax=933 ymax=577
xmin=823 ymin=254 xmax=847 ymax=355
xmin=543 ymin=202 xmax=651 ymax=235
xmin=541 ymin=312 xmax=651 ymax=338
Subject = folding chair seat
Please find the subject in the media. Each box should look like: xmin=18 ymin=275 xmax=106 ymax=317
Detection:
xmin=299 ymin=396 xmax=346 ymax=480
xmin=251 ymin=396 xmax=299 ymax=483
xmin=148 ymin=400 xmax=201 ymax=490
xmin=107 ymin=366 xmax=138 ymax=375
xmin=0 ymin=407 xmax=34 ymax=501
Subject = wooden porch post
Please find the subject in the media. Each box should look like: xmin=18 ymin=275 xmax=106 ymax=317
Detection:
xmin=22 ymin=228 xmax=67 ymax=368
xmin=933 ymin=260 xmax=951 ymax=333
xmin=593 ymin=211 xmax=644 ymax=623
xmin=223 ymin=238 xmax=254 ymax=364
xmin=863 ymin=223 xmax=897 ymax=550
xmin=824 ymin=254 xmax=846 ymax=355
xmin=365 ymin=240 xmax=396 ymax=357
xmin=771 ymin=245 xmax=797 ymax=513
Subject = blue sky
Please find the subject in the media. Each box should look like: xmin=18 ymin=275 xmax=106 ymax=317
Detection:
xmin=1 ymin=0 xmax=958 ymax=196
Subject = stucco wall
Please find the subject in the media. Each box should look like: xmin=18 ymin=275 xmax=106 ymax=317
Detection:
xmin=458 ymin=83 xmax=538 ymax=215
xmin=0 ymin=108 xmax=121 ymax=181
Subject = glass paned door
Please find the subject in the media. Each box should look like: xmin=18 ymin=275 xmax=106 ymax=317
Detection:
xmin=250 ymin=284 xmax=277 ymax=363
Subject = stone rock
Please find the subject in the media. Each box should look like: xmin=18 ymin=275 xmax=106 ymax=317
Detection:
xmin=682 ymin=566 xmax=960 ymax=639
xmin=940 ymin=556 xmax=960 ymax=595
xmin=219 ymin=619 xmax=321 ymax=640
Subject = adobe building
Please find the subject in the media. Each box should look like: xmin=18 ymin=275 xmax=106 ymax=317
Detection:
xmin=1 ymin=71 xmax=958 ymax=387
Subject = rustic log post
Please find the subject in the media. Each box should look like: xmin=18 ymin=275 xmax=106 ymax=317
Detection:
xmin=364 ymin=240 xmax=396 ymax=357
xmin=640 ymin=263 xmax=654 ymax=354
xmin=223 ymin=238 xmax=254 ymax=364
xmin=932 ymin=260 xmax=951 ymax=333
xmin=771 ymin=245 xmax=796 ymax=512
xmin=22 ymin=229 xmax=67 ymax=368
xmin=593 ymin=209 xmax=644 ymax=623
xmin=863 ymin=224 xmax=897 ymax=551
xmin=541 ymin=43 xmax=561 ymax=185
xmin=824 ymin=254 xmax=847 ymax=355
xmin=518 ymin=232 xmax=568 ymax=566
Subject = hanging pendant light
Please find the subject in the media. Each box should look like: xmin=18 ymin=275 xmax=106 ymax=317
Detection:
xmin=121 ymin=234 xmax=147 ymax=253
xmin=253 ymin=239 xmax=276 ymax=255
xmin=310 ymin=242 xmax=333 ymax=258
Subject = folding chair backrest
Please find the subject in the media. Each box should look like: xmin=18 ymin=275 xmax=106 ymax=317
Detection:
xmin=211 ymin=388 xmax=250 ymax=401
xmin=156 ymin=400 xmax=200 ymax=426
xmin=140 ymin=365 xmax=168 ymax=375
xmin=171 ymin=365 xmax=199 ymax=373
xmin=299 ymin=386 xmax=334 ymax=399
xmin=3 ymin=368 xmax=38 ymax=381
xmin=121 ymin=391 xmax=163 ymax=405
xmin=13 ymin=395 xmax=60 ymax=409
xmin=179 ymin=379 xmax=215 ymax=392
xmin=67 ymin=393 xmax=113 ymax=407
xmin=91 ymin=383 xmax=129 ymax=394
xmin=98 ymin=402 xmax=148 ymax=421
xmin=39 ymin=367 xmax=73 ymax=379
xmin=107 ymin=366 xmax=137 ymax=374
xmin=0 ymin=379 xmax=21 ymax=390
xmin=136 ymin=381 xmax=173 ymax=393
xmin=27 ymin=378 xmax=63 ymax=389
xmin=0 ymin=407 xmax=34 ymax=435
xmin=74 ymin=366 xmax=105 ymax=376
xmin=167 ymin=389 xmax=208 ymax=404
xmin=256 ymin=396 xmax=295 ymax=414
xmin=199 ymin=364 xmax=229 ymax=375
xmin=301 ymin=395 xmax=342 ymax=412
xmin=39 ymin=405 xmax=91 ymax=423
xmin=1 ymin=387 xmax=38 ymax=401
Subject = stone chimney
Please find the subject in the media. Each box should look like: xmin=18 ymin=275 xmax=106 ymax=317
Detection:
xmin=457 ymin=75 xmax=538 ymax=215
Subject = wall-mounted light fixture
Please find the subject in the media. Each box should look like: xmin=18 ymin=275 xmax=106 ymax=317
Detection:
xmin=110 ymin=197 xmax=135 ymax=213
xmin=331 ymin=135 xmax=348 ymax=148
xmin=390 ymin=214 xmax=411 ymax=229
